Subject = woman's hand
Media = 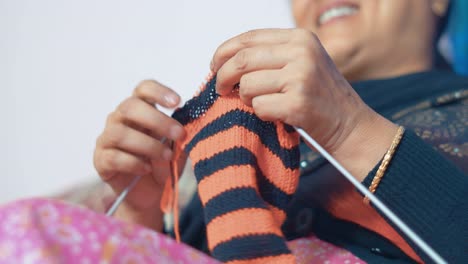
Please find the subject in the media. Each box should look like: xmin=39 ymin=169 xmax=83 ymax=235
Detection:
xmin=211 ymin=28 xmax=398 ymax=180
xmin=93 ymin=80 xmax=186 ymax=230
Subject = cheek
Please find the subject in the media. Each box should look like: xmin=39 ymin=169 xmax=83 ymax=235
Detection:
xmin=364 ymin=0 xmax=420 ymax=38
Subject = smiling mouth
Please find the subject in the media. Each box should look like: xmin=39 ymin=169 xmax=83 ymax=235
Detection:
xmin=318 ymin=5 xmax=358 ymax=26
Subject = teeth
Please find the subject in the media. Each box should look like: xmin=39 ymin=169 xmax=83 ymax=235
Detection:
xmin=319 ymin=6 xmax=357 ymax=25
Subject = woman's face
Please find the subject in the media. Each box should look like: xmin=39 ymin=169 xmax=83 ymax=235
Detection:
xmin=292 ymin=0 xmax=447 ymax=80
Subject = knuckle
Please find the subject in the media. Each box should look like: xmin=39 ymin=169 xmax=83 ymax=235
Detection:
xmin=239 ymin=77 xmax=254 ymax=101
xmin=239 ymin=88 xmax=249 ymax=102
xmin=105 ymin=136 xmax=119 ymax=148
xmin=239 ymin=75 xmax=251 ymax=91
xmin=99 ymin=171 xmax=115 ymax=182
xmin=105 ymin=111 xmax=119 ymax=125
xmin=251 ymin=98 xmax=264 ymax=114
xmin=239 ymin=30 xmax=257 ymax=45
xmin=118 ymin=98 xmax=137 ymax=118
xmin=101 ymin=150 xmax=119 ymax=173
xmin=104 ymin=128 xmax=124 ymax=147
xmin=293 ymin=28 xmax=318 ymax=46
xmin=212 ymin=46 xmax=223 ymax=63
xmin=233 ymin=50 xmax=249 ymax=71
xmin=134 ymin=79 xmax=156 ymax=96
xmin=215 ymin=69 xmax=227 ymax=88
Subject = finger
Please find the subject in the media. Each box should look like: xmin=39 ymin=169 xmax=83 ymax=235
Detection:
xmin=238 ymin=69 xmax=285 ymax=106
xmin=133 ymin=80 xmax=181 ymax=108
xmin=211 ymin=29 xmax=292 ymax=72
xmin=116 ymin=97 xmax=185 ymax=141
xmin=99 ymin=122 xmax=173 ymax=161
xmin=216 ymin=44 xmax=292 ymax=95
xmin=96 ymin=149 xmax=152 ymax=182
xmin=251 ymin=93 xmax=292 ymax=123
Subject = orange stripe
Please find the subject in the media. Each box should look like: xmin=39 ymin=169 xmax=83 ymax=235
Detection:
xmin=268 ymin=205 xmax=287 ymax=226
xmin=276 ymin=123 xmax=299 ymax=149
xmin=206 ymin=208 xmax=283 ymax=251
xmin=225 ymin=254 xmax=296 ymax=264
xmin=198 ymin=165 xmax=258 ymax=206
xmin=189 ymin=125 xmax=299 ymax=195
xmin=180 ymin=94 xmax=254 ymax=147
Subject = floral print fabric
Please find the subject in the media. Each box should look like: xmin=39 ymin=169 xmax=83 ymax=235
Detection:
xmin=0 ymin=198 xmax=365 ymax=264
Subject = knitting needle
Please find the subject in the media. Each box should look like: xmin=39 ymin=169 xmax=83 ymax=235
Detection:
xmin=106 ymin=137 xmax=167 ymax=217
xmin=294 ymin=127 xmax=447 ymax=264
xmin=106 ymin=174 xmax=142 ymax=216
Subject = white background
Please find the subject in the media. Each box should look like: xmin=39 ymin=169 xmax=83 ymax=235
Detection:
xmin=1 ymin=0 xmax=294 ymax=202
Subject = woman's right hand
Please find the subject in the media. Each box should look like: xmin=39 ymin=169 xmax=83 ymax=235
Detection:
xmin=93 ymin=80 xmax=186 ymax=230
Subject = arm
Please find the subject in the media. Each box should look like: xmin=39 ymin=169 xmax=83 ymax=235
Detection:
xmin=209 ymin=28 xmax=467 ymax=263
xmin=321 ymin=100 xmax=467 ymax=263
xmin=361 ymin=129 xmax=468 ymax=263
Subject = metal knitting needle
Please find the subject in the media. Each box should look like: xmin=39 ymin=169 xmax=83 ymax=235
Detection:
xmin=106 ymin=174 xmax=142 ymax=216
xmin=294 ymin=127 xmax=447 ymax=264
xmin=106 ymin=137 xmax=167 ymax=217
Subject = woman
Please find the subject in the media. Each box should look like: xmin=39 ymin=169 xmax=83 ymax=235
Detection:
xmin=94 ymin=0 xmax=467 ymax=263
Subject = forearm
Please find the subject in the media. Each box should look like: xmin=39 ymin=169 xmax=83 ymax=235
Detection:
xmin=320 ymin=110 xmax=467 ymax=262
xmin=361 ymin=130 xmax=467 ymax=263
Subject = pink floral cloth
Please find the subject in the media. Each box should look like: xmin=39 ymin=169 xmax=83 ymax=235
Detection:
xmin=0 ymin=198 xmax=365 ymax=263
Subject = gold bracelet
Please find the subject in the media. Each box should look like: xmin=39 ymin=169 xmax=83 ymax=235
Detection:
xmin=364 ymin=126 xmax=405 ymax=205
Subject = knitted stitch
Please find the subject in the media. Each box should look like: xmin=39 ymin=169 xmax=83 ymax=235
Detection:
xmin=170 ymin=72 xmax=300 ymax=263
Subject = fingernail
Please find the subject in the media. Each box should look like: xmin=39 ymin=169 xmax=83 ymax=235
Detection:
xmin=162 ymin=148 xmax=173 ymax=161
xmin=169 ymin=125 xmax=184 ymax=140
xmin=164 ymin=94 xmax=178 ymax=106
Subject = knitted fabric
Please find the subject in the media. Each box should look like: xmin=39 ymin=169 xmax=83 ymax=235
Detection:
xmin=170 ymin=72 xmax=300 ymax=263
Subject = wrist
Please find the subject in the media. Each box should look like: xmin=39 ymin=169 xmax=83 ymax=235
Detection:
xmin=114 ymin=200 xmax=164 ymax=232
xmin=332 ymin=109 xmax=399 ymax=182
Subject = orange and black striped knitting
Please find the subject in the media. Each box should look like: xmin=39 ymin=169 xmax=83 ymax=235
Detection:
xmin=171 ymin=72 xmax=300 ymax=263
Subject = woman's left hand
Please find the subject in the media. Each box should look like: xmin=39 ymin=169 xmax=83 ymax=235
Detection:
xmin=211 ymin=28 xmax=398 ymax=180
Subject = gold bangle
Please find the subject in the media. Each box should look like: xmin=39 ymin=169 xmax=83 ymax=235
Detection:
xmin=364 ymin=126 xmax=405 ymax=205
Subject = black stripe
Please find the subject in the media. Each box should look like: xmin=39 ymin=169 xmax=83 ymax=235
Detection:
xmin=172 ymin=76 xmax=218 ymax=125
xmin=211 ymin=234 xmax=291 ymax=262
xmin=203 ymin=187 xmax=267 ymax=224
xmin=257 ymin=177 xmax=293 ymax=213
xmin=284 ymin=123 xmax=296 ymax=133
xmin=185 ymin=109 xmax=300 ymax=169
xmin=194 ymin=147 xmax=255 ymax=182
xmin=194 ymin=147 xmax=292 ymax=211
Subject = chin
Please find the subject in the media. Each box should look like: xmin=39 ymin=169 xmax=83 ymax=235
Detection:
xmin=321 ymin=38 xmax=360 ymax=71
